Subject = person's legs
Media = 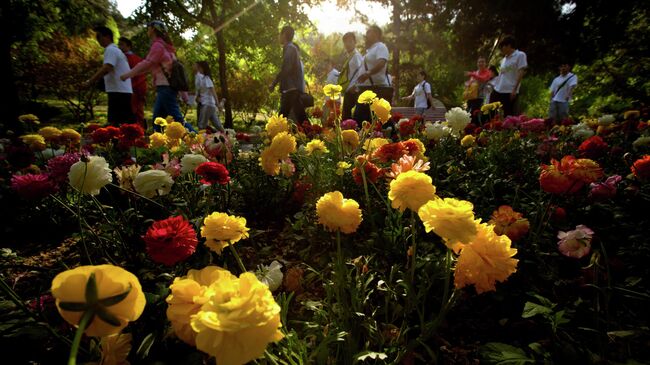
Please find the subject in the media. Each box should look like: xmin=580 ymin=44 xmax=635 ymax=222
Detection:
xmin=132 ymin=92 xmax=145 ymax=127
xmin=207 ymin=105 xmax=225 ymax=132
xmin=106 ymin=92 xmax=118 ymax=125
xmin=494 ymin=92 xmax=514 ymax=117
xmin=353 ymin=87 xmax=372 ymax=123
xmin=557 ymin=102 xmax=569 ymax=121
xmin=198 ymin=104 xmax=210 ymax=130
xmin=157 ymin=86 xmax=196 ymax=132
xmin=467 ymin=98 xmax=482 ymax=124
xmin=549 ymin=101 xmax=558 ymax=122
xmin=279 ymin=92 xmax=291 ymax=119
xmin=415 ymin=107 xmax=427 ymax=116
xmin=117 ymin=93 xmax=135 ymax=124
xmin=289 ymin=90 xmax=307 ymax=123
xmin=342 ymin=89 xmax=357 ymax=120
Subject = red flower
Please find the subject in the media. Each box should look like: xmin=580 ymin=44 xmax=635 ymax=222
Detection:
xmin=578 ymin=136 xmax=608 ymax=159
xmin=11 ymin=173 xmax=57 ymax=200
xmin=143 ymin=216 xmax=198 ymax=266
xmin=236 ymin=132 xmax=251 ymax=142
xmin=632 ymin=155 xmax=650 ymax=180
xmin=195 ymin=161 xmax=230 ymax=185
xmin=85 ymin=123 xmax=102 ymax=133
xmin=399 ymin=119 xmax=417 ymax=136
xmin=352 ymin=157 xmax=383 ymax=185
xmin=119 ymin=123 xmax=145 ymax=141
xmin=390 ymin=112 xmax=403 ymax=124
xmin=91 ymin=126 xmax=121 ymax=144
xmin=539 ymin=155 xmax=603 ymax=194
xmin=372 ymin=142 xmax=407 ymax=163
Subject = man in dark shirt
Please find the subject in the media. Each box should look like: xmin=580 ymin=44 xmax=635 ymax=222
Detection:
xmin=119 ymin=37 xmax=147 ymax=127
xmin=269 ymin=26 xmax=307 ymax=123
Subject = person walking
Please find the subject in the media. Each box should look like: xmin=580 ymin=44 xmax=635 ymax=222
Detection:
xmin=353 ymin=25 xmax=391 ymax=123
xmin=194 ymin=61 xmax=225 ymax=132
xmin=269 ymin=25 xmax=307 ymax=123
xmin=84 ymin=26 xmax=134 ymax=125
xmin=402 ymin=70 xmax=434 ymax=116
xmin=118 ymin=37 xmax=147 ymax=127
xmin=120 ymin=20 xmax=194 ymax=132
xmin=490 ymin=36 xmax=527 ymax=117
xmin=339 ymin=32 xmax=363 ymax=120
xmin=464 ymin=57 xmax=494 ymax=123
xmin=548 ymin=61 xmax=577 ymax=123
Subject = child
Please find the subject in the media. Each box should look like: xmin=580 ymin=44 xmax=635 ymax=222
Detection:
xmin=194 ymin=61 xmax=225 ymax=132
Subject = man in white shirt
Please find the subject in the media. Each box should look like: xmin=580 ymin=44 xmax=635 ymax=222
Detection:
xmin=353 ymin=25 xmax=391 ymax=122
xmin=339 ymin=32 xmax=363 ymax=119
xmin=548 ymin=62 xmax=577 ymax=123
xmin=84 ymin=26 xmax=134 ymax=125
xmin=491 ymin=36 xmax=527 ymax=117
xmin=402 ymin=70 xmax=434 ymax=115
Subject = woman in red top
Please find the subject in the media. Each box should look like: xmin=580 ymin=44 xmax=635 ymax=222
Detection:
xmin=464 ymin=57 xmax=494 ymax=124
xmin=118 ymin=37 xmax=147 ymax=127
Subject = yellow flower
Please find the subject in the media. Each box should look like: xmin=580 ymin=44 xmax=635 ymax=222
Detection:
xmin=363 ymin=137 xmax=390 ymax=152
xmin=268 ymin=132 xmax=297 ymax=158
xmin=149 ymin=132 xmax=167 ymax=148
xmin=418 ymin=198 xmax=478 ymax=246
xmin=341 ymin=129 xmax=360 ymax=152
xmin=68 ymin=156 xmax=113 ymax=195
xmin=404 ymin=138 xmax=426 ymax=158
xmin=38 ymin=126 xmax=63 ymax=142
xmin=51 ymin=265 xmax=146 ymax=337
xmin=20 ymin=134 xmax=47 ymax=151
xmin=371 ymin=98 xmax=392 ymax=123
xmin=623 ymin=110 xmax=640 ymax=120
xmin=201 ymin=212 xmax=250 ymax=254
xmin=259 ymin=148 xmax=281 ymax=176
xmin=316 ymin=191 xmax=363 ymax=234
xmin=323 ymin=84 xmax=343 ymax=98
xmin=305 ymin=139 xmax=329 ymax=155
xmin=18 ymin=114 xmax=40 ymax=125
xmin=190 ymin=271 xmax=284 ymax=365
xmin=113 ymin=165 xmax=141 ymax=192
xmin=388 ymin=170 xmax=437 ymax=212
xmin=336 ymin=161 xmax=351 ymax=176
xmin=454 ymin=221 xmax=518 ymax=294
xmin=60 ymin=128 xmax=82 ymax=144
xmin=358 ymin=90 xmax=377 ymax=104
xmin=154 ymin=117 xmax=168 ymax=127
xmin=166 ymin=266 xmax=236 ymax=346
xmin=460 ymin=135 xmax=475 ymax=148
xmin=98 ymin=333 xmax=132 ymax=365
xmin=266 ymin=114 xmax=289 ymax=139
xmin=165 ymin=121 xmax=186 ymax=140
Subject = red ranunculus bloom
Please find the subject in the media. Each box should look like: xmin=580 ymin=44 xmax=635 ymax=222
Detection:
xmin=120 ymin=123 xmax=145 ymax=141
xmin=632 ymin=155 xmax=650 ymax=180
xmin=195 ymin=161 xmax=230 ymax=185
xmin=91 ymin=128 xmax=112 ymax=144
xmin=578 ymin=135 xmax=609 ymax=159
xmin=352 ymin=158 xmax=383 ymax=185
xmin=539 ymin=155 xmax=603 ymax=194
xmin=372 ymin=142 xmax=407 ymax=163
xmin=143 ymin=216 xmax=198 ymax=266
xmin=399 ymin=119 xmax=417 ymax=136
xmin=11 ymin=173 xmax=57 ymax=200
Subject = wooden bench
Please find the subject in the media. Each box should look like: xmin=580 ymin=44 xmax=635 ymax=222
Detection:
xmin=391 ymin=99 xmax=447 ymax=122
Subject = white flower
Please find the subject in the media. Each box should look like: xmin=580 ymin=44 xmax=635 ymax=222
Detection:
xmin=180 ymin=153 xmax=208 ymax=174
xmin=424 ymin=122 xmax=450 ymax=141
xmin=113 ymin=164 xmax=141 ymax=191
xmin=133 ymin=169 xmax=174 ymax=198
xmin=445 ymin=107 xmax=471 ymax=135
xmin=571 ymin=123 xmax=594 ymax=140
xmin=598 ymin=114 xmax=615 ymax=126
xmin=255 ymin=260 xmax=283 ymax=292
xmin=68 ymin=156 xmax=112 ymax=195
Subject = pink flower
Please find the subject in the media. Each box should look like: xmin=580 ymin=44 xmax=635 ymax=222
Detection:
xmin=557 ymin=225 xmax=594 ymax=259
xmin=502 ymin=115 xmax=525 ymax=129
xmin=520 ymin=118 xmax=546 ymax=132
xmin=589 ymin=175 xmax=622 ymax=201
xmin=46 ymin=153 xmax=81 ymax=185
xmin=341 ymin=119 xmax=358 ymax=130
xmin=11 ymin=173 xmax=57 ymax=200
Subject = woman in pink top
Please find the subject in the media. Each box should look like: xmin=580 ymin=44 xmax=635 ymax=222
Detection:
xmin=464 ymin=57 xmax=494 ymax=124
xmin=120 ymin=21 xmax=194 ymax=132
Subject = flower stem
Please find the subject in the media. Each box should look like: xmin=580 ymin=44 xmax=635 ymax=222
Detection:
xmin=439 ymin=248 xmax=452 ymax=318
xmin=67 ymin=309 xmax=94 ymax=365
xmin=228 ymin=243 xmax=247 ymax=273
xmin=409 ymin=211 xmax=418 ymax=283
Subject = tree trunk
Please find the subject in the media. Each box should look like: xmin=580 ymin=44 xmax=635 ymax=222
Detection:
xmin=216 ymin=29 xmax=233 ymax=128
xmin=0 ymin=10 xmax=21 ymax=134
xmin=391 ymin=0 xmax=401 ymax=105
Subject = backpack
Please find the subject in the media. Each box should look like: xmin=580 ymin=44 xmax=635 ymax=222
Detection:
xmin=162 ymin=57 xmax=190 ymax=92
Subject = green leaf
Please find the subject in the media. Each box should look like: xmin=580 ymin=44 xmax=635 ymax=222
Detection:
xmin=96 ymin=307 xmax=120 ymax=327
xmin=354 ymin=351 xmax=388 ymax=363
xmin=479 ymin=342 xmax=535 ymax=364
xmin=521 ymin=301 xmax=553 ymax=319
xmin=136 ymin=332 xmax=156 ymax=359
xmin=58 ymin=301 xmax=88 ymax=312
xmin=85 ymin=273 xmax=98 ymax=304
xmin=99 ymin=285 xmax=131 ymax=307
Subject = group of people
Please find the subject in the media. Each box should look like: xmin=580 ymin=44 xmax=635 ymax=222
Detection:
xmin=87 ymin=20 xmax=578 ymax=131
xmin=86 ymin=21 xmax=224 ymax=132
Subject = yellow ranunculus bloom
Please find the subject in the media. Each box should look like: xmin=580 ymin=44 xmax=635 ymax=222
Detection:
xmin=341 ymin=129 xmax=360 ymax=152
xmin=20 ymin=134 xmax=47 ymax=151
xmin=19 ymin=114 xmax=40 ymax=125
xmin=166 ymin=266 xmax=236 ymax=346
xmin=454 ymin=221 xmax=518 ymax=294
xmin=336 ymin=161 xmax=351 ymax=176
xmin=154 ymin=117 xmax=168 ymax=127
xmin=388 ymin=170 xmax=437 ymax=212
xmin=60 ymin=128 xmax=81 ymax=144
xmin=68 ymin=156 xmax=113 ymax=195
xmin=357 ymin=90 xmax=377 ymax=104
xmin=149 ymin=132 xmax=167 ymax=148
xmin=268 ymin=132 xmax=297 ymax=159
xmin=266 ymin=114 xmax=289 ymax=139
xmin=371 ymin=98 xmax=391 ymax=123
xmin=51 ymin=265 xmax=146 ymax=337
xmin=259 ymin=148 xmax=281 ymax=176
xmin=201 ymin=212 xmax=250 ymax=254
xmin=460 ymin=134 xmax=475 ymax=147
xmin=363 ymin=137 xmax=390 ymax=152
xmin=323 ymin=84 xmax=343 ymax=98
xmin=98 ymin=333 xmax=132 ymax=365
xmin=305 ymin=139 xmax=329 ymax=155
xmin=38 ymin=126 xmax=63 ymax=142
xmin=165 ymin=121 xmax=186 ymax=140
xmin=316 ymin=191 xmax=363 ymax=234
xmin=418 ymin=198 xmax=478 ymax=246
xmin=191 ymin=271 xmax=284 ymax=365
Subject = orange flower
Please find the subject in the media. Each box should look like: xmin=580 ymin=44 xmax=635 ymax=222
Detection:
xmin=488 ymin=205 xmax=530 ymax=242
xmin=632 ymin=155 xmax=650 ymax=180
xmin=386 ymin=155 xmax=430 ymax=179
xmin=539 ymin=155 xmax=602 ymax=194
xmin=571 ymin=158 xmax=604 ymax=184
